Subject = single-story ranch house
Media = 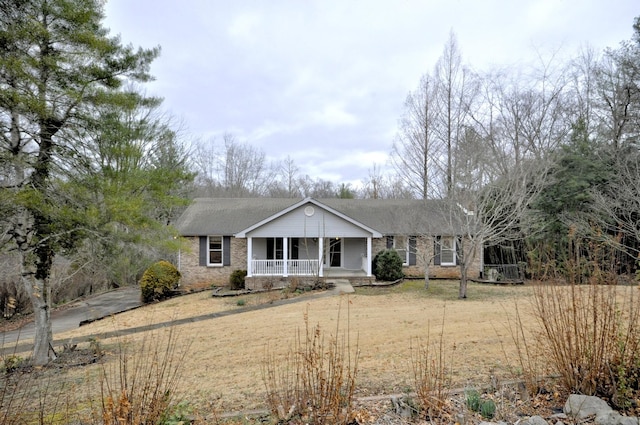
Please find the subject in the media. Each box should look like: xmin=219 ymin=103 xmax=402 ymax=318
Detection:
xmin=174 ymin=197 xmax=482 ymax=290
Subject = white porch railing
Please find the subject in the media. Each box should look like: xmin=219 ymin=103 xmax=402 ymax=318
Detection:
xmin=252 ymin=259 xmax=320 ymax=276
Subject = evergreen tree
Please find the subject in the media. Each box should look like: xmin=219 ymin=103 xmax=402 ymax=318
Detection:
xmin=0 ymin=0 xmax=189 ymax=364
xmin=528 ymin=119 xmax=612 ymax=277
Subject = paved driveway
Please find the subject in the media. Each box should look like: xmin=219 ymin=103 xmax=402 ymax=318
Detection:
xmin=0 ymin=280 xmax=354 ymax=356
xmin=0 ymin=286 xmax=142 ymax=350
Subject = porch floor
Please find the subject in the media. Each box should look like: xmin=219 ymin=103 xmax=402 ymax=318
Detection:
xmin=322 ymin=268 xmax=368 ymax=278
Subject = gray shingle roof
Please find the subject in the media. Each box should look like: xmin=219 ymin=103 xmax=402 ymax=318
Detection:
xmin=174 ymin=198 xmax=466 ymax=236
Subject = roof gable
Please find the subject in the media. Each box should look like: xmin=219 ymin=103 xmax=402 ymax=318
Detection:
xmin=235 ymin=198 xmax=382 ymax=238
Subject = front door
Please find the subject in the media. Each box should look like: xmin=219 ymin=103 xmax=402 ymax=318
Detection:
xmin=327 ymin=238 xmax=342 ymax=267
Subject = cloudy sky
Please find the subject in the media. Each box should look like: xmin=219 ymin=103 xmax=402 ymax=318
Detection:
xmin=103 ymin=1 xmax=638 ymax=187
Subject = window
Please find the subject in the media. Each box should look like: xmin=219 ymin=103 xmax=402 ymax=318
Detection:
xmin=393 ymin=236 xmax=409 ymax=266
xmin=208 ymin=236 xmax=223 ymax=266
xmin=266 ymin=237 xmax=299 ymax=260
xmin=266 ymin=238 xmax=283 ymax=260
xmin=439 ymin=236 xmax=456 ymax=266
xmin=386 ymin=236 xmax=410 ymax=266
xmin=289 ymin=237 xmax=299 ymax=260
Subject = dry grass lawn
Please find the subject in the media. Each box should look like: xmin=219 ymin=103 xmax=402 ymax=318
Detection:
xmin=54 ymin=279 xmax=537 ymax=414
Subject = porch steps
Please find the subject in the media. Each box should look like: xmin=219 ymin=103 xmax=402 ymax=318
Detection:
xmin=329 ymin=279 xmax=355 ymax=294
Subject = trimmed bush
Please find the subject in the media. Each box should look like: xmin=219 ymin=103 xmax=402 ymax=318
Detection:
xmin=139 ymin=260 xmax=180 ymax=303
xmin=373 ymin=249 xmax=404 ymax=281
xmin=229 ymin=269 xmax=247 ymax=290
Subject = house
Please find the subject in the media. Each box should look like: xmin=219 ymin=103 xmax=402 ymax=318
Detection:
xmin=174 ymin=197 xmax=482 ymax=290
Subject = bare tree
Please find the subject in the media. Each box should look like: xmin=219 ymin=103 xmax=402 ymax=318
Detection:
xmin=433 ymin=31 xmax=480 ymax=197
xmin=569 ymin=46 xmax=600 ymax=136
xmin=440 ymin=157 xmax=549 ymax=298
xmin=587 ymin=147 xmax=640 ymax=263
xmin=362 ymin=164 xmax=415 ymax=199
xmin=593 ymin=45 xmax=640 ymax=152
xmin=271 ymin=155 xmax=302 ymax=197
xmin=391 ymin=74 xmax=442 ymax=199
xmin=361 ymin=164 xmax=383 ymax=199
xmin=297 ymin=176 xmax=337 ymax=198
xmin=192 ymin=134 xmax=275 ymax=197
xmin=472 ymin=57 xmax=570 ymax=176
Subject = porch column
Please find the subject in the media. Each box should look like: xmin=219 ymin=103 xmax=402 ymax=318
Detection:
xmin=366 ymin=236 xmax=372 ymax=276
xmin=318 ymin=237 xmax=324 ymax=277
xmin=283 ymin=237 xmax=288 ymax=277
xmin=247 ymin=237 xmax=253 ymax=277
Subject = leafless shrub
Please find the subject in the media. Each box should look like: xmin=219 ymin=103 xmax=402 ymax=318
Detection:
xmin=91 ymin=326 xmax=191 ymax=424
xmin=410 ymin=313 xmax=454 ymax=420
xmin=0 ymin=348 xmax=79 ymax=424
xmin=0 ymin=364 xmax=35 ymax=424
xmin=531 ymin=281 xmax=640 ymax=411
xmin=262 ymin=304 xmax=359 ymax=424
xmin=500 ymin=300 xmax=546 ymax=399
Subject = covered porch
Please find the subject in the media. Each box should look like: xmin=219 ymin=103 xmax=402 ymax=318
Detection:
xmin=246 ymin=236 xmax=373 ymax=278
xmin=235 ymin=198 xmax=382 ymax=281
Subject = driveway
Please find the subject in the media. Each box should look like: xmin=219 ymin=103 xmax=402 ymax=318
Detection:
xmin=0 ymin=286 xmax=142 ymax=352
xmin=0 ymin=280 xmax=355 ymax=356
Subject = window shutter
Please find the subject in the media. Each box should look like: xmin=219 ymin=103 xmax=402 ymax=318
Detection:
xmin=199 ymin=236 xmax=207 ymax=266
xmin=386 ymin=236 xmax=393 ymax=249
xmin=433 ymin=236 xmax=441 ymax=266
xmin=409 ymin=236 xmax=416 ymax=266
xmin=223 ymin=236 xmax=231 ymax=266
xmin=455 ymin=236 xmax=461 ymax=265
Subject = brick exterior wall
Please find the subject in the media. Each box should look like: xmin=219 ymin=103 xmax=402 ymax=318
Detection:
xmin=178 ymin=236 xmax=247 ymax=291
xmin=179 ymin=235 xmax=482 ymax=291
xmin=372 ymin=236 xmax=482 ymax=280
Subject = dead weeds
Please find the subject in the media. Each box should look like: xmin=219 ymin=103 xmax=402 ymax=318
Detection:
xmin=3 ymin=280 xmax=548 ymax=423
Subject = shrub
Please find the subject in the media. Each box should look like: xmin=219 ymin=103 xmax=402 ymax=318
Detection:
xmin=139 ymin=260 xmax=180 ymax=303
xmin=528 ymin=282 xmax=640 ymax=411
xmin=262 ymin=305 xmax=359 ymax=424
xmin=480 ymin=399 xmax=496 ymax=419
xmin=373 ymin=249 xmax=404 ymax=281
xmin=411 ymin=311 xmax=453 ymax=421
xmin=229 ymin=269 xmax=247 ymax=290
xmin=465 ymin=388 xmax=481 ymax=412
xmin=2 ymin=355 xmax=23 ymax=374
xmin=465 ymin=388 xmax=496 ymax=420
xmin=94 ymin=327 xmax=190 ymax=424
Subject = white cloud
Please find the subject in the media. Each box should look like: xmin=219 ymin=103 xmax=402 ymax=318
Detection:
xmin=103 ymin=0 xmax=639 ymax=183
xmin=310 ymin=103 xmax=358 ymax=127
xmin=227 ymin=13 xmax=262 ymax=43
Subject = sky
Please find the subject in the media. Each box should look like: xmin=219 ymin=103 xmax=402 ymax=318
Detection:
xmin=102 ymin=0 xmax=638 ymax=188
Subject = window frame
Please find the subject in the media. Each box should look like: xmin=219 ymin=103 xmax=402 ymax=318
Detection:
xmin=439 ymin=236 xmax=456 ymax=266
xmin=207 ymin=235 xmax=224 ymax=266
xmin=266 ymin=237 xmax=284 ymax=260
xmin=392 ymin=235 xmax=409 ymax=266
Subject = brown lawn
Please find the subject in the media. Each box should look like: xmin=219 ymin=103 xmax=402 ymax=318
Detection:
xmin=53 ymin=279 xmax=536 ymax=414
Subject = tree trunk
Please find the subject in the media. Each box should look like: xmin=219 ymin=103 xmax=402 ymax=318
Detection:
xmin=458 ymin=239 xmax=468 ymax=299
xmin=458 ymin=264 xmax=468 ymax=299
xmin=424 ymin=259 xmax=430 ymax=289
xmin=21 ymin=258 xmax=56 ymax=365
